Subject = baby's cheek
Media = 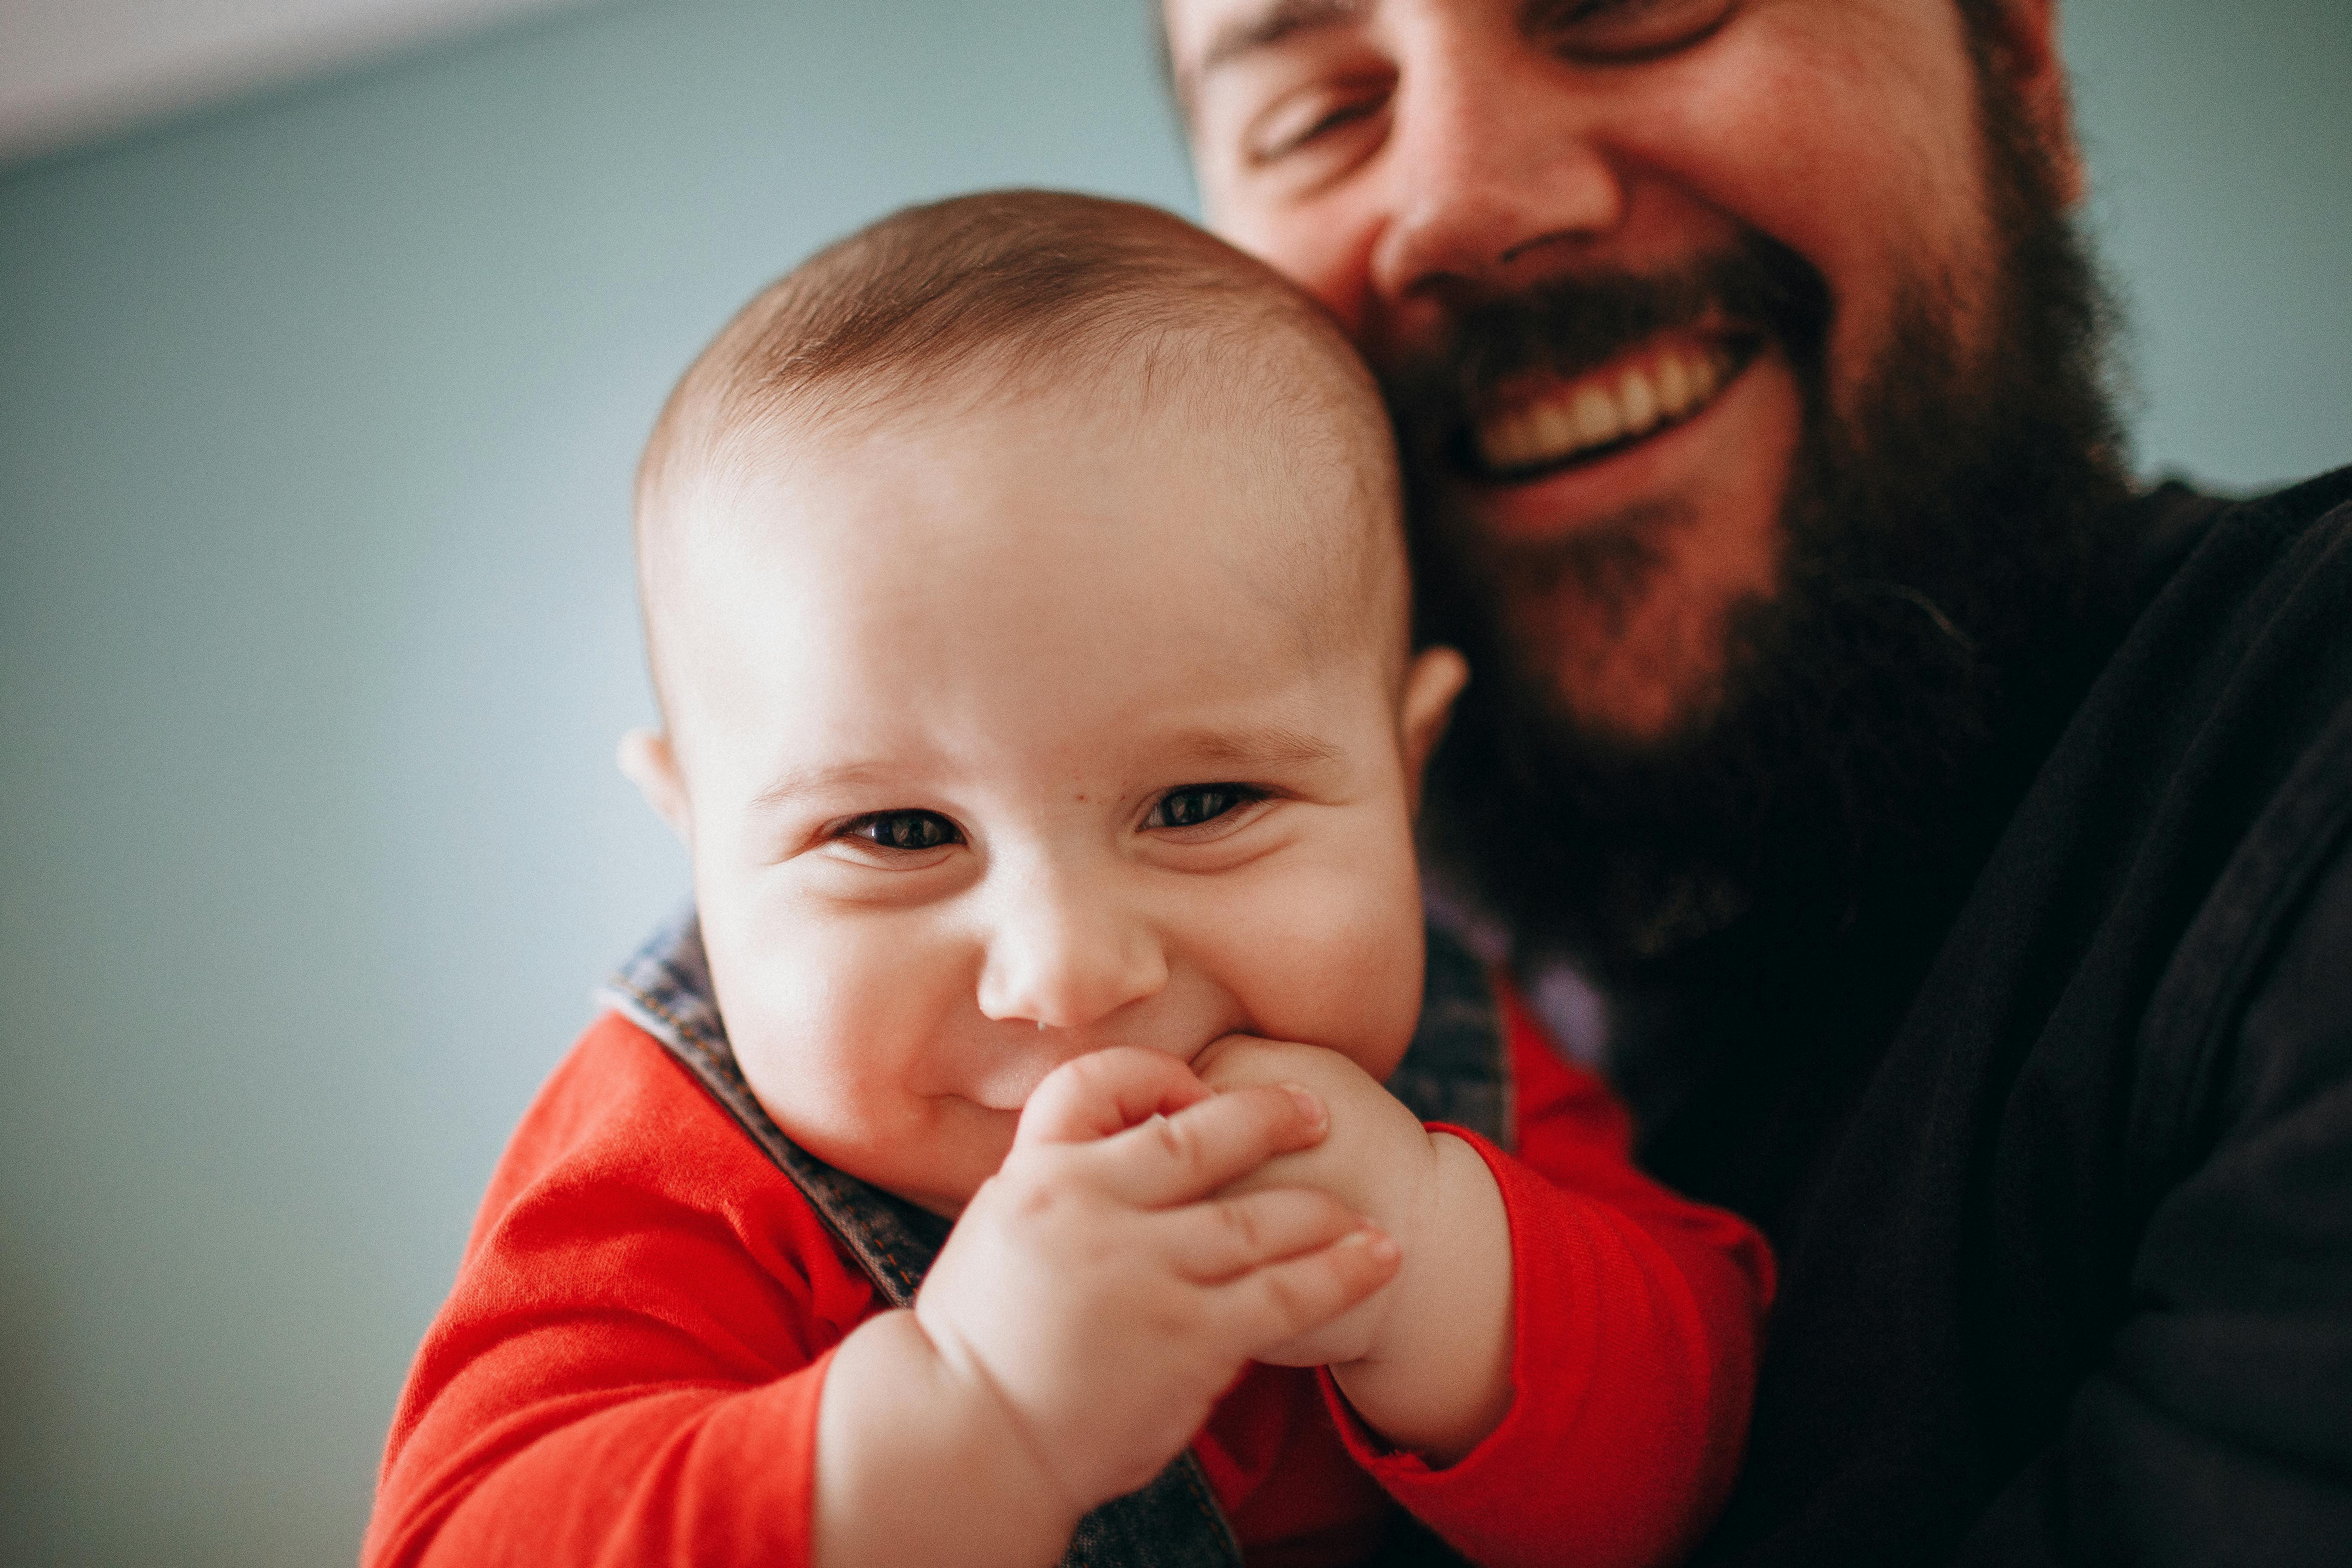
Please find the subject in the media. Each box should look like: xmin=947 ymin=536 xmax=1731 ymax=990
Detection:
xmin=727 ymin=1011 xmax=867 ymax=1152
xmin=713 ymin=928 xmax=980 ymax=1205
xmin=1228 ymin=867 xmax=1426 ymax=1079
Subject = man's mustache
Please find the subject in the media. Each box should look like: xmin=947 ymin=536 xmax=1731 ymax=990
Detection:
xmin=1381 ymin=230 xmax=1831 ymax=456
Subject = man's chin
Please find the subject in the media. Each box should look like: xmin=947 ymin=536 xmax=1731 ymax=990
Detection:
xmin=1470 ymin=499 xmax=1787 ymax=752
xmin=1510 ymin=595 xmax=1743 ymax=752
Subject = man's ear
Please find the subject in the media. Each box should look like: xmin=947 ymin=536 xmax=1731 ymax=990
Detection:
xmin=618 ymin=727 xmax=692 ymax=842
xmin=1398 ymin=646 xmax=1470 ymax=816
xmin=1984 ymin=0 xmax=2084 ymax=208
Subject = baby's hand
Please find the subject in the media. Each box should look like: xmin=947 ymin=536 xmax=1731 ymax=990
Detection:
xmin=1192 ymin=1035 xmax=1514 ymax=1463
xmin=1192 ymin=1035 xmax=1443 ymax=1369
xmin=910 ymin=1046 xmax=1401 ymax=1519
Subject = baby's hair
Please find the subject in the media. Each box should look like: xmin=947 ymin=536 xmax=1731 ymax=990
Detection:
xmin=634 ymin=189 xmax=1406 ymax=728
xmin=639 ymin=189 xmax=1388 ymax=503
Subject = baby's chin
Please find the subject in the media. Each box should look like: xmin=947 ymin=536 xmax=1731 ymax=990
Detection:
xmin=778 ymin=1103 xmax=1013 ymax=1222
xmin=892 ymin=1184 xmax=980 ymax=1222
xmin=815 ymin=1153 xmax=993 ymax=1223
xmin=889 ymin=1136 xmax=1008 ymax=1220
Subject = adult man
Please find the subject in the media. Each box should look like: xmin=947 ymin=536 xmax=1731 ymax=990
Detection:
xmin=1166 ymin=1 xmax=2352 ymax=1563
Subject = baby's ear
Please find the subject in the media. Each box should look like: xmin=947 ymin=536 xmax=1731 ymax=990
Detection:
xmin=1399 ymin=646 xmax=1470 ymax=815
xmin=618 ymin=728 xmax=692 ymax=841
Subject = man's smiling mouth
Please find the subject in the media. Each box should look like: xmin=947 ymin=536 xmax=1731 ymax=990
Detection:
xmin=1464 ymin=331 xmax=1762 ymax=483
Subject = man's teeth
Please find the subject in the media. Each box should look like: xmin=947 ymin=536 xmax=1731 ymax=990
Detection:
xmin=1476 ymin=345 xmax=1733 ymax=474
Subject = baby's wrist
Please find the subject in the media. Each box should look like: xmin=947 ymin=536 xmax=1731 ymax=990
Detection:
xmin=1326 ymin=1133 xmax=1513 ymax=1462
xmin=819 ymin=1309 xmax=1082 ymax=1568
xmin=1302 ymin=1130 xmax=1450 ymax=1376
xmin=903 ymin=1308 xmax=1093 ymax=1532
xmin=1384 ymin=1127 xmax=1467 ymax=1301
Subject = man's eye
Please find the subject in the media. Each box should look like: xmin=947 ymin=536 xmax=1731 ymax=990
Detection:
xmin=1538 ymin=0 xmax=1737 ymax=62
xmin=843 ymin=810 xmax=960 ymax=852
xmin=1147 ymin=784 xmax=1264 ymax=831
xmin=1245 ymin=77 xmax=1391 ymax=165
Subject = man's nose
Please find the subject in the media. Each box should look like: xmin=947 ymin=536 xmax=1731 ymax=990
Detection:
xmin=974 ymin=864 xmax=1170 ymax=1034
xmin=1366 ymin=14 xmax=1628 ymax=309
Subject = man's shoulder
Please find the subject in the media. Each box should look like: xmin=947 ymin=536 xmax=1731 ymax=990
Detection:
xmin=1915 ymin=468 xmax=2352 ymax=1112
xmin=2119 ymin=466 xmax=2352 ymax=1081
xmin=2132 ymin=464 xmax=2352 ymax=633
xmin=2233 ymin=464 xmax=2352 ymax=529
xmin=2001 ymin=464 xmax=2352 ymax=1119
xmin=2160 ymin=462 xmax=2352 ymax=780
xmin=2081 ymin=467 xmax=2352 ymax=787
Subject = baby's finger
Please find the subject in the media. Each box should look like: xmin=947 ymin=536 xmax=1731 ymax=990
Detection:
xmin=1093 ymin=1081 xmax=1329 ymax=1208
xmin=1014 ymin=1047 xmax=1212 ymax=1148
xmin=1167 ymin=1187 xmax=1366 ymax=1283
xmin=1218 ymin=1225 xmax=1401 ymax=1355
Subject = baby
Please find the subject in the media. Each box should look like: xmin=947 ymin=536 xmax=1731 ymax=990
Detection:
xmin=367 ymin=192 xmax=1772 ymax=1568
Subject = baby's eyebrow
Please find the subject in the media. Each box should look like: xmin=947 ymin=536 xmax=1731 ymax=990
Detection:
xmin=1161 ymin=724 xmax=1344 ymax=771
xmin=750 ymin=761 xmax=899 ymax=811
xmin=748 ymin=727 xmax=1341 ymax=812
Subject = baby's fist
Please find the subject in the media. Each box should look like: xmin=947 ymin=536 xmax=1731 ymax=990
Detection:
xmin=1192 ymin=1035 xmax=1439 ymax=1366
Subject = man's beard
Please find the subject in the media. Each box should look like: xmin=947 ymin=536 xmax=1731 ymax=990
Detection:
xmin=1395 ymin=73 xmax=2137 ymax=968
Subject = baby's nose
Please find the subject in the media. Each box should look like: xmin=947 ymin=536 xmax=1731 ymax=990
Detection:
xmin=974 ymin=871 xmax=1168 ymax=1032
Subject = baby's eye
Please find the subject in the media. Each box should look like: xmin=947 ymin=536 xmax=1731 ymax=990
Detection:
xmin=1145 ymin=784 xmax=1265 ymax=831
xmin=842 ymin=810 xmax=962 ymax=852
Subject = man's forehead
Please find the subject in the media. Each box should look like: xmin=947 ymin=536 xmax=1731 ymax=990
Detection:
xmin=1167 ymin=0 xmax=1373 ymax=96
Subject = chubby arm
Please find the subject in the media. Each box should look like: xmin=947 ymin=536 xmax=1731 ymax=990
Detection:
xmin=366 ymin=1024 xmax=1397 ymax=1568
xmin=364 ymin=1019 xmax=865 ymax=1568
xmin=812 ymin=1047 xmax=1400 ymax=1568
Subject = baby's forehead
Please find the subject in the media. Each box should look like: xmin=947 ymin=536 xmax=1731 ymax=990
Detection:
xmin=650 ymin=362 xmax=1409 ymax=754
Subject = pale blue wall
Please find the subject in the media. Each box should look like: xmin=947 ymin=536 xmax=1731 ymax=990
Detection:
xmin=1 ymin=2 xmax=2345 ymax=1563
xmin=2068 ymin=1 xmax=2352 ymax=486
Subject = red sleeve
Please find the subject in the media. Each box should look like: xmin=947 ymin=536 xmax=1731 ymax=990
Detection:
xmin=362 ymin=1014 xmax=879 ymax=1568
xmin=1326 ymin=986 xmax=1776 ymax=1568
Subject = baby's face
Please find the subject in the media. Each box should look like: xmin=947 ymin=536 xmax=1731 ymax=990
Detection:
xmin=641 ymin=380 xmax=1460 ymax=1216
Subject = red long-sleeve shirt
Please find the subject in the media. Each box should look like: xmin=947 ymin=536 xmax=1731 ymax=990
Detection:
xmin=366 ymin=995 xmax=1772 ymax=1568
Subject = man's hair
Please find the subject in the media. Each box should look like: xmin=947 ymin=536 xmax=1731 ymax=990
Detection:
xmin=633 ymin=189 xmax=1402 ymax=726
